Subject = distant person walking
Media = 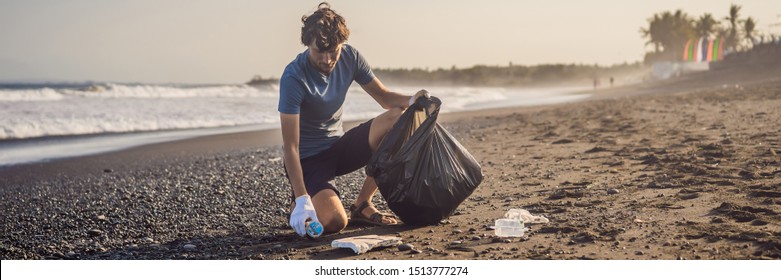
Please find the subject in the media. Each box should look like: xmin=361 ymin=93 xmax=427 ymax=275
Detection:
xmin=610 ymin=77 xmax=614 ymax=87
xmin=278 ymin=2 xmax=429 ymax=237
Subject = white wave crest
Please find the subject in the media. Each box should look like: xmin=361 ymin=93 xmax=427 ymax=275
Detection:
xmin=0 ymin=85 xmax=589 ymax=141
xmin=62 ymin=84 xmax=276 ymax=99
xmin=0 ymin=88 xmax=65 ymax=102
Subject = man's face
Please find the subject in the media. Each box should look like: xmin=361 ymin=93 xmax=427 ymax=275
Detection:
xmin=307 ymin=42 xmax=342 ymax=74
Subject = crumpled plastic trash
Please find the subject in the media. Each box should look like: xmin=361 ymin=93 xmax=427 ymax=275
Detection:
xmin=365 ymin=96 xmax=483 ymax=225
xmin=504 ymin=208 xmax=549 ymax=224
xmin=331 ymin=235 xmax=402 ymax=254
xmin=494 ymin=218 xmax=526 ymax=237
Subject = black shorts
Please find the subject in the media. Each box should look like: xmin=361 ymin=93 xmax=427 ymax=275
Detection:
xmin=286 ymin=119 xmax=374 ymax=199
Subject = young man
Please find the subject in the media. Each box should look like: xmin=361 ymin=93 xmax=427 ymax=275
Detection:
xmin=278 ymin=2 xmax=428 ymax=237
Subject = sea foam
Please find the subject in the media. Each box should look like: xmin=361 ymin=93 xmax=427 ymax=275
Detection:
xmin=0 ymin=83 xmax=589 ymax=140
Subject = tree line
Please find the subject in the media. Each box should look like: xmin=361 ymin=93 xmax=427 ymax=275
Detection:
xmin=249 ymin=62 xmax=647 ymax=87
xmin=372 ymin=63 xmax=645 ymax=87
xmin=641 ymin=4 xmax=765 ymax=63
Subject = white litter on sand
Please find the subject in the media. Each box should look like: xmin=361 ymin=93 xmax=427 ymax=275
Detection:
xmin=331 ymin=235 xmax=402 ymax=254
xmin=505 ymin=208 xmax=550 ymax=224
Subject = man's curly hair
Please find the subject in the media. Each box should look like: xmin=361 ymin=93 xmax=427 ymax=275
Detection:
xmin=301 ymin=2 xmax=350 ymax=51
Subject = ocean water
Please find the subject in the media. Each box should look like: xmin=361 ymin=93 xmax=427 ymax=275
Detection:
xmin=0 ymin=82 xmax=590 ymax=166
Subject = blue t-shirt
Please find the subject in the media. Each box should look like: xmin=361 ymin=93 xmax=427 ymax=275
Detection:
xmin=278 ymin=44 xmax=375 ymax=159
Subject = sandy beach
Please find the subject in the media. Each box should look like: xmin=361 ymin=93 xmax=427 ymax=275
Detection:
xmin=1 ymin=65 xmax=780 ymax=260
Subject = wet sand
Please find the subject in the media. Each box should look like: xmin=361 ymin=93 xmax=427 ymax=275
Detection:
xmin=1 ymin=65 xmax=780 ymax=260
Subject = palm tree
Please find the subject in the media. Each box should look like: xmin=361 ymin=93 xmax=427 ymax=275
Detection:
xmin=742 ymin=17 xmax=757 ymax=49
xmin=723 ymin=4 xmax=742 ymax=51
xmin=695 ymin=13 xmax=719 ymax=37
xmin=666 ymin=10 xmax=695 ymax=61
xmin=640 ymin=14 xmax=663 ymax=53
xmin=640 ymin=10 xmax=694 ymax=61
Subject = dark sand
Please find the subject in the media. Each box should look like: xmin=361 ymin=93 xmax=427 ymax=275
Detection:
xmin=1 ymin=64 xmax=780 ymax=260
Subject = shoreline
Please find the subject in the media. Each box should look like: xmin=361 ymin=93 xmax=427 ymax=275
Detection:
xmin=0 ymin=84 xmax=600 ymax=182
xmin=2 ymin=65 xmax=780 ymax=260
xmin=0 ymin=85 xmax=593 ymax=169
xmin=0 ymin=99 xmax=567 ymax=186
xmin=0 ymin=62 xmax=760 ymax=173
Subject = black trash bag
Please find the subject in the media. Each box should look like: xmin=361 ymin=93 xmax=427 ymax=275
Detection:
xmin=366 ymin=96 xmax=483 ymax=225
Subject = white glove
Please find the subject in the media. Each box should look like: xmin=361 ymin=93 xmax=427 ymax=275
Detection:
xmin=408 ymin=89 xmax=430 ymax=106
xmin=289 ymin=195 xmax=319 ymax=237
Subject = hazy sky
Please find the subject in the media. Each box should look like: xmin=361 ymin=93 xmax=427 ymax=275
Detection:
xmin=1 ymin=0 xmax=779 ymax=84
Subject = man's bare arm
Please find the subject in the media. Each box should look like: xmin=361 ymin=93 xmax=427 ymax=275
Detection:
xmin=360 ymin=78 xmax=413 ymax=109
xmin=280 ymin=113 xmax=307 ymax=198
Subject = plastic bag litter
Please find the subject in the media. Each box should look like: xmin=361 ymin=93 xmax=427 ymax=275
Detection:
xmin=504 ymin=208 xmax=549 ymax=224
xmin=366 ymin=96 xmax=483 ymax=225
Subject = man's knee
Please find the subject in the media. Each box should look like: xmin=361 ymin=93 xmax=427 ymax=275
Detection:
xmin=321 ymin=213 xmax=347 ymax=233
xmin=311 ymin=189 xmax=348 ymax=234
xmin=381 ymin=107 xmax=403 ymax=124
xmin=390 ymin=106 xmax=403 ymax=118
xmin=369 ymin=107 xmax=404 ymax=151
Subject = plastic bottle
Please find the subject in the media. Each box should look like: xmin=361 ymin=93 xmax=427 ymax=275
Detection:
xmin=494 ymin=218 xmax=526 ymax=237
xmin=305 ymin=219 xmax=323 ymax=239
